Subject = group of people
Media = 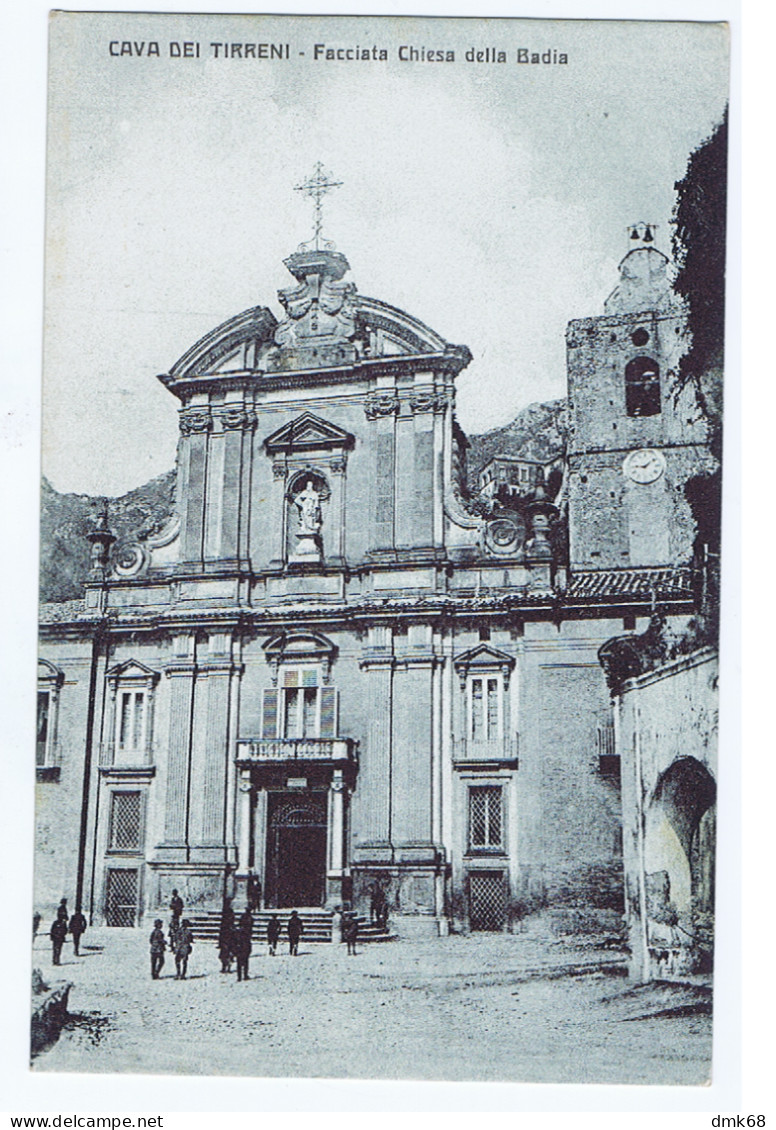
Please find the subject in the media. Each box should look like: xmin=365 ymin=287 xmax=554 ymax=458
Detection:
xmin=216 ymin=900 xmax=305 ymax=980
xmin=148 ymin=888 xmax=194 ymax=979
xmin=37 ymin=898 xmax=87 ymax=965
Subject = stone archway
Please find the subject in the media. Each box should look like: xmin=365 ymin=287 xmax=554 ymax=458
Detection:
xmin=644 ymin=756 xmax=716 ymax=967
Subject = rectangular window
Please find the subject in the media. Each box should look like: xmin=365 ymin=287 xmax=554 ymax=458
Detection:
xmin=109 ymin=791 xmax=142 ymax=852
xmin=117 ymin=690 xmax=145 ymax=752
xmin=471 ymin=678 xmax=483 ymax=739
xmin=36 ymin=691 xmax=50 ymax=766
xmin=469 ymin=676 xmax=502 ymax=742
xmin=469 ymin=785 xmax=503 ymax=850
xmin=281 ymin=668 xmax=320 ymax=739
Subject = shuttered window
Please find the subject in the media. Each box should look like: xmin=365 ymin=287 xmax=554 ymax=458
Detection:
xmin=262 ymin=688 xmax=279 ymax=738
xmin=264 ymin=669 xmax=339 ymax=740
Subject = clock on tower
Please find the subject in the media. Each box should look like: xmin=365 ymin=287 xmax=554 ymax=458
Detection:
xmin=565 ymin=235 xmax=714 ymax=571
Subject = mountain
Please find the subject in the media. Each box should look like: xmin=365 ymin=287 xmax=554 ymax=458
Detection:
xmin=39 ymin=471 xmax=176 ymax=603
xmin=465 ymin=398 xmax=567 ymax=491
xmin=38 ymin=399 xmax=566 ymax=601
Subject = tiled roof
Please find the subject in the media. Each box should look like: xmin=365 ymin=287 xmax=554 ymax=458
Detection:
xmin=566 ymin=567 xmax=693 ymax=601
xmin=39 ymin=599 xmax=89 ymax=623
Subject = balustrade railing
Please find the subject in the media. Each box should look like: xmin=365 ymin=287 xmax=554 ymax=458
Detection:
xmin=236 ymin=737 xmax=356 ymax=762
xmin=453 ymin=734 xmax=519 ymax=762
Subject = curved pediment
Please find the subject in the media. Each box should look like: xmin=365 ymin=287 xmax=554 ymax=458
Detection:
xmin=262 ymin=631 xmax=338 ymax=682
xmin=355 ymin=296 xmax=451 ymax=356
xmin=168 ymin=306 xmax=278 ymax=379
xmin=38 ymin=658 xmax=64 ymax=686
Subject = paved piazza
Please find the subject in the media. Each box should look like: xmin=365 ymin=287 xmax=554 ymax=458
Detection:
xmin=31 ymin=927 xmax=712 ymax=1085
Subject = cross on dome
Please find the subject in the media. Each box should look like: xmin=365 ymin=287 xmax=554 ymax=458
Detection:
xmin=294 ymin=162 xmax=343 ymax=251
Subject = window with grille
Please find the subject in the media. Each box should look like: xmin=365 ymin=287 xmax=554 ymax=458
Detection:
xmin=106 ymin=868 xmax=138 ymax=927
xmin=116 ymin=690 xmax=146 ymax=754
xmin=469 ymin=785 xmax=503 ymax=850
xmin=469 ymin=870 xmax=506 ymax=931
xmin=468 ymin=676 xmax=502 ymax=742
xmin=36 ymin=691 xmax=50 ymax=767
xmin=109 ymin=791 xmax=142 ymax=852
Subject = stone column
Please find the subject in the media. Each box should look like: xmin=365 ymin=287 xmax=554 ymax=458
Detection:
xmin=328 ymin=455 xmax=347 ymax=564
xmin=188 ymin=631 xmax=234 ymax=861
xmin=329 ymin=769 xmax=345 ymax=873
xmin=179 ymin=406 xmax=212 ymax=563
xmin=268 ymin=459 xmax=287 ymax=568
xmin=365 ymin=393 xmax=398 ymax=552
xmin=391 ymin=658 xmax=434 ymax=848
xmin=161 ymin=635 xmax=196 ymax=858
xmin=217 ymin=404 xmax=255 ymax=564
xmin=236 ymin=768 xmax=253 ymax=876
xmin=252 ymin=788 xmax=268 ymax=899
xmin=354 ymin=629 xmax=393 ymax=863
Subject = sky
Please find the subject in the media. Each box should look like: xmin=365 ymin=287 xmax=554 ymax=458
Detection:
xmin=42 ymin=13 xmax=729 ymax=496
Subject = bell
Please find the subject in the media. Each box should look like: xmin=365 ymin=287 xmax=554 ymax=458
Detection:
xmin=643 ymin=225 xmax=654 ymax=242
xmin=630 ymin=225 xmax=640 ymax=240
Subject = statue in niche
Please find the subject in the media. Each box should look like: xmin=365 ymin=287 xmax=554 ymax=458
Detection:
xmin=290 ymin=478 xmax=325 ymax=562
xmin=295 ymin=480 xmax=323 ymax=535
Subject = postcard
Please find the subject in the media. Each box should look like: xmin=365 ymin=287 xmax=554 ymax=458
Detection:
xmin=32 ymin=11 xmax=729 ymax=1085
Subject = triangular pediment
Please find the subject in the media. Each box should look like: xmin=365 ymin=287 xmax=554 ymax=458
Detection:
xmin=264 ymin=412 xmax=355 ymax=453
xmin=106 ymin=659 xmax=160 ymax=685
xmin=453 ymin=644 xmax=515 ymax=671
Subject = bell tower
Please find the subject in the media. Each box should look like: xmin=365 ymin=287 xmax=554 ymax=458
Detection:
xmin=565 ymin=225 xmax=713 ymax=572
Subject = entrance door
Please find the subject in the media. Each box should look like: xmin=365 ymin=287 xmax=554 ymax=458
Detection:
xmin=105 ymin=868 xmax=138 ymax=926
xmin=469 ymin=870 xmax=506 ymax=931
xmin=266 ymin=792 xmax=327 ymax=908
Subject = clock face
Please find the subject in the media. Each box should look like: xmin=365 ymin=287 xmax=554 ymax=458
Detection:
xmin=623 ymin=448 xmax=666 ymax=484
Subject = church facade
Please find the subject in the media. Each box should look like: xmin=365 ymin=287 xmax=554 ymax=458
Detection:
xmin=36 ymin=231 xmax=713 ymax=942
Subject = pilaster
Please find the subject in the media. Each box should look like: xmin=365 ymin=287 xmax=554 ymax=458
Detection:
xmin=160 ymin=634 xmax=196 ymax=857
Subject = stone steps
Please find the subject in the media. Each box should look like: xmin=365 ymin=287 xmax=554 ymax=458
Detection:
xmin=186 ymin=908 xmax=394 ymax=944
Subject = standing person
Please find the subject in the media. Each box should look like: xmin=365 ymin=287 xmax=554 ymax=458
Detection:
xmin=343 ymin=913 xmax=359 ymax=956
xmin=169 ymin=889 xmax=184 ymax=920
xmin=168 ymin=914 xmax=181 ymax=957
xmin=174 ymin=918 xmax=193 ymax=979
xmin=149 ymin=919 xmax=166 ymax=979
xmin=69 ymin=909 xmax=87 ymax=956
xmin=49 ymin=916 xmax=67 ymax=966
xmin=56 ymin=898 xmax=69 ymax=926
xmin=218 ymin=897 xmax=235 ymax=973
xmin=247 ymin=872 xmax=262 ymax=914
xmin=287 ymin=910 xmax=303 ymax=956
xmin=32 ymin=912 xmax=41 ymax=941
xmin=234 ymin=909 xmax=253 ymax=981
xmin=266 ymin=914 xmax=281 ymax=956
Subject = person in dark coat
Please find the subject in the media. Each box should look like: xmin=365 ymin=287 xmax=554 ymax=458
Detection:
xmin=218 ymin=898 xmax=235 ymax=973
xmin=247 ymin=872 xmax=262 ymax=913
xmin=174 ymin=918 xmax=193 ymax=979
xmin=149 ymin=919 xmax=166 ymax=979
xmin=50 ymin=917 xmax=67 ymax=965
xmin=169 ymin=889 xmax=184 ymax=919
xmin=343 ymin=913 xmax=359 ymax=956
xmin=56 ymin=899 xmax=69 ymax=926
xmin=234 ymin=909 xmax=253 ymax=981
xmin=287 ymin=910 xmax=303 ymax=956
xmin=69 ymin=910 xmax=87 ymax=956
xmin=168 ymin=915 xmax=181 ymax=956
xmin=32 ymin=911 xmax=41 ymax=941
xmin=266 ymin=914 xmax=281 ymax=956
